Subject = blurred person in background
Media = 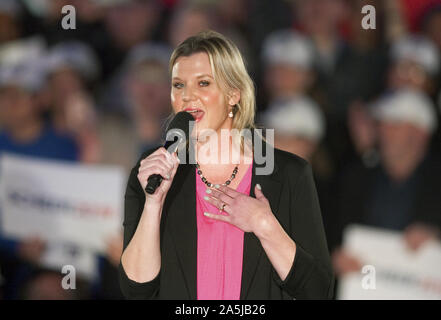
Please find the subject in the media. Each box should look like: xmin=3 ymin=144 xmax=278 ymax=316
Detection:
xmin=167 ymin=1 xmax=217 ymax=48
xmin=99 ymin=0 xmax=161 ymax=79
xmin=262 ymin=97 xmax=325 ymax=162
xmin=215 ymin=0 xmax=249 ymax=37
xmin=261 ymin=96 xmax=335 ymax=253
xmin=0 ymin=42 xmax=79 ymax=161
xmin=348 ymin=34 xmax=440 ymax=165
xmin=293 ymin=0 xmax=369 ymax=115
xmin=388 ymin=34 xmax=439 ymax=95
xmin=124 ymin=43 xmax=172 ymax=153
xmin=98 ymin=0 xmax=165 ymax=115
xmin=332 ymin=89 xmax=441 ymax=280
xmin=43 ymin=40 xmax=102 ymax=163
xmin=214 ymin=0 xmax=251 ymax=50
xmin=261 ymin=30 xmax=315 ymax=105
xmin=293 ymin=0 xmax=347 ymax=77
xmin=98 ymin=42 xmax=172 ymax=172
xmin=0 ymin=45 xmax=80 ymax=299
xmin=246 ymin=0 xmax=293 ymax=81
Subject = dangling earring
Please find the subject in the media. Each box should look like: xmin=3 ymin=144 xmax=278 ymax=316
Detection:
xmin=228 ymin=104 xmax=236 ymax=118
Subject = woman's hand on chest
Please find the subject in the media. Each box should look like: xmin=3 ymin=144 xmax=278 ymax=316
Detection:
xmin=202 ymin=184 xmax=277 ymax=237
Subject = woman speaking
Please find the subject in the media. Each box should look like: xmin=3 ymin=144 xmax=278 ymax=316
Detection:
xmin=119 ymin=30 xmax=333 ymax=300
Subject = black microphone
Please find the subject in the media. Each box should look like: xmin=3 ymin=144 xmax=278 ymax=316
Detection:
xmin=145 ymin=111 xmax=194 ymax=195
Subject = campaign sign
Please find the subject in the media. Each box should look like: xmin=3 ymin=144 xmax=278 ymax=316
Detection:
xmin=338 ymin=224 xmax=441 ymax=300
xmin=0 ymin=153 xmax=125 ymax=253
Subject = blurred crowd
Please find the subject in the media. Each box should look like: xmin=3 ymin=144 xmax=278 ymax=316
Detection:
xmin=0 ymin=0 xmax=440 ymax=299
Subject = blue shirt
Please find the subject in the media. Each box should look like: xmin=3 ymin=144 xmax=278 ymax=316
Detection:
xmin=366 ymin=163 xmax=422 ymax=231
xmin=0 ymin=124 xmax=79 ymax=161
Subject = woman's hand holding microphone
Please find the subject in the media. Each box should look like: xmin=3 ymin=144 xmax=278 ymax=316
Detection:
xmin=137 ymin=147 xmax=180 ymax=208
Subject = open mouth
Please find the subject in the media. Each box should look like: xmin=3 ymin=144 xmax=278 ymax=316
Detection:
xmin=184 ymin=108 xmax=205 ymax=122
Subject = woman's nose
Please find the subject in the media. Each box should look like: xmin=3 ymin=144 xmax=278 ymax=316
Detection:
xmin=182 ymin=85 xmax=196 ymax=102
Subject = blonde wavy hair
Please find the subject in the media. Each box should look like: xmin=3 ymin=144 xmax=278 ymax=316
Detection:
xmin=169 ymin=30 xmax=256 ymax=132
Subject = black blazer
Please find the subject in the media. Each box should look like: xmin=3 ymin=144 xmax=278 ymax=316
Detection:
xmin=119 ymin=136 xmax=334 ymax=300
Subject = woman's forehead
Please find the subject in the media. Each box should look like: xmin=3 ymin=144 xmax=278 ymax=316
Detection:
xmin=171 ymin=52 xmax=213 ymax=78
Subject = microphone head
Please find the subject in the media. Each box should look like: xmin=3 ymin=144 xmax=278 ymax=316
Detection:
xmin=167 ymin=111 xmax=194 ymax=133
xmin=164 ymin=111 xmax=194 ymax=153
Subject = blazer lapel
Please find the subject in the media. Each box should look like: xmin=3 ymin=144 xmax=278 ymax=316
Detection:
xmin=165 ymin=160 xmax=198 ymax=300
xmin=240 ymin=133 xmax=283 ymax=299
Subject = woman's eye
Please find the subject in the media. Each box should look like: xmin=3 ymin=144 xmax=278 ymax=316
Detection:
xmin=173 ymin=82 xmax=183 ymax=89
xmin=199 ymin=80 xmax=210 ymax=87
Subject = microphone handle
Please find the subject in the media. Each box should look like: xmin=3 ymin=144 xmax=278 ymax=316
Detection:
xmin=144 ymin=137 xmax=180 ymax=195
xmin=145 ymin=173 xmax=163 ymax=195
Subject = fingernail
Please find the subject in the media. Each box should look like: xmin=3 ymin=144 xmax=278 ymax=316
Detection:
xmin=205 ymin=188 xmax=211 ymax=194
xmin=204 ymin=212 xmax=210 ymax=216
xmin=203 ymin=196 xmax=209 ymax=201
xmin=256 ymin=183 xmax=262 ymax=190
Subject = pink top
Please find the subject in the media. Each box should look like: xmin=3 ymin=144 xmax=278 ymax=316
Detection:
xmin=196 ymin=163 xmax=253 ymax=300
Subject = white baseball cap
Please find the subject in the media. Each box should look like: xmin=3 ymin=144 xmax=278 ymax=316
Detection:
xmin=263 ymin=96 xmax=325 ymax=141
xmin=262 ymin=30 xmax=314 ymax=70
xmin=0 ymin=36 xmax=46 ymax=66
xmin=45 ymin=41 xmax=100 ymax=81
xmin=0 ymin=61 xmax=46 ymax=92
xmin=0 ymin=37 xmax=47 ymax=92
xmin=391 ymin=35 xmax=440 ymax=75
xmin=372 ymin=89 xmax=438 ymax=133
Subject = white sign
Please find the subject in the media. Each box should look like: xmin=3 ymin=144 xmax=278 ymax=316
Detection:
xmin=0 ymin=153 xmax=125 ymax=253
xmin=338 ymin=224 xmax=441 ymax=300
xmin=42 ymin=242 xmax=98 ymax=281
